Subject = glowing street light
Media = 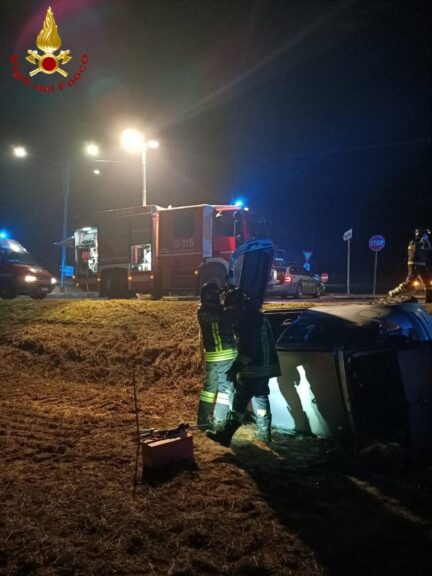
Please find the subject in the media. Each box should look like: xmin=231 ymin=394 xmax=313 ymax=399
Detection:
xmin=120 ymin=128 xmax=159 ymax=206
xmin=85 ymin=143 xmax=99 ymax=157
xmin=147 ymin=140 xmax=160 ymax=150
xmin=13 ymin=146 xmax=27 ymax=158
xmin=93 ymin=169 xmax=101 ymax=175
xmin=120 ymin=129 xmax=144 ymax=154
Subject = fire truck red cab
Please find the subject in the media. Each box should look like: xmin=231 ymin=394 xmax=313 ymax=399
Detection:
xmin=157 ymin=204 xmax=254 ymax=294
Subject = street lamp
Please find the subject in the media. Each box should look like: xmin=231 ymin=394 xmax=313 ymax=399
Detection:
xmin=13 ymin=146 xmax=27 ymax=158
xmin=85 ymin=143 xmax=99 ymax=157
xmin=120 ymin=128 xmax=159 ymax=206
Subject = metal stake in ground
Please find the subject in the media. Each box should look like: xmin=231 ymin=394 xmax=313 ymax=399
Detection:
xmin=132 ymin=365 xmax=141 ymax=495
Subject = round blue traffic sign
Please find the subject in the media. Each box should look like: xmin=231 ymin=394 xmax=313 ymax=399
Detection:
xmin=369 ymin=235 xmax=385 ymax=252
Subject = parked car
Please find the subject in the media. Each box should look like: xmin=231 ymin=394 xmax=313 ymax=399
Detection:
xmin=267 ymin=262 xmax=323 ymax=298
xmin=0 ymin=238 xmax=56 ymax=299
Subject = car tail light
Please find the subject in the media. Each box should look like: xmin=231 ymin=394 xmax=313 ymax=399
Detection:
xmin=284 ymin=274 xmax=293 ymax=284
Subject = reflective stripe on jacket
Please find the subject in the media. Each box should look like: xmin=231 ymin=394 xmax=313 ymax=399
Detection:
xmin=198 ymin=306 xmax=237 ymax=363
xmin=407 ymin=237 xmax=432 ymax=266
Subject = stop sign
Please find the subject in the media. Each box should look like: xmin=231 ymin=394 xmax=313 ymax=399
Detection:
xmin=369 ymin=235 xmax=385 ymax=252
xmin=320 ymin=272 xmax=329 ymax=283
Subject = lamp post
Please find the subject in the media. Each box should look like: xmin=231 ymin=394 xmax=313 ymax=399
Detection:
xmin=120 ymin=129 xmax=159 ymax=206
xmin=59 ymin=159 xmax=71 ymax=292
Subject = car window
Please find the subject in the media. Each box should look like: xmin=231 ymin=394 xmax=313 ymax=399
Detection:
xmin=274 ymin=256 xmax=286 ymax=267
xmin=278 ymin=317 xmax=344 ymax=349
xmin=290 ymin=266 xmax=304 ymax=275
xmin=5 ymin=250 xmax=38 ymax=265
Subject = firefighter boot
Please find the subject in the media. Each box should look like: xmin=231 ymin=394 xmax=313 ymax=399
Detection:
xmin=211 ymin=418 xmax=226 ymax=432
xmin=205 ymin=411 xmax=243 ymax=447
xmin=255 ymin=414 xmax=272 ymax=443
xmin=425 ymin=288 xmax=432 ymax=304
xmin=388 ymin=283 xmax=405 ymax=298
xmin=197 ymin=400 xmax=214 ymax=428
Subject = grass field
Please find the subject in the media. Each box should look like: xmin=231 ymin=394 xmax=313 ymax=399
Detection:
xmin=0 ymin=299 xmax=431 ymax=576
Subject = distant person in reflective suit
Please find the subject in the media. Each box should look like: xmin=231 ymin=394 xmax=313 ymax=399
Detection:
xmin=388 ymin=229 xmax=432 ymax=303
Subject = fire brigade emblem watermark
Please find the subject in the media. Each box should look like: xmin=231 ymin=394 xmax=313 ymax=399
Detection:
xmin=9 ymin=6 xmax=88 ymax=93
xmin=26 ymin=7 xmax=71 ymax=77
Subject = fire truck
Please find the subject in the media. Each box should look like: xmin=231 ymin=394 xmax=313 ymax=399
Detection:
xmin=74 ymin=204 xmax=267 ymax=298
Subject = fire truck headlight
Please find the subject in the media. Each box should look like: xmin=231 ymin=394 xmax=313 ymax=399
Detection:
xmin=24 ymin=274 xmax=37 ymax=283
xmin=51 ymin=277 xmax=57 ymax=285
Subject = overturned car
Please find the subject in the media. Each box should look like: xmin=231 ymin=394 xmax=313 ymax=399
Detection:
xmin=229 ymin=240 xmax=432 ymax=463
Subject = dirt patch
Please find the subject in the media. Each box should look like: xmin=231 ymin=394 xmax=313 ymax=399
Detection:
xmin=0 ymin=300 xmax=431 ymax=576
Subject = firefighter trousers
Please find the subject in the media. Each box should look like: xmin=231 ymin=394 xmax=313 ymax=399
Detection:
xmin=197 ymin=359 xmax=234 ymax=426
xmin=232 ymin=375 xmax=272 ymax=438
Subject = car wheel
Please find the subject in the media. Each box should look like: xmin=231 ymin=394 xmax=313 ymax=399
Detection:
xmin=108 ymin=276 xmax=130 ymax=299
xmin=151 ymin=277 xmax=163 ymax=300
xmin=295 ymin=284 xmax=303 ymax=299
xmin=30 ymin=293 xmax=48 ymax=300
xmin=0 ymin=281 xmax=17 ymax=299
xmin=103 ymin=271 xmax=131 ymax=299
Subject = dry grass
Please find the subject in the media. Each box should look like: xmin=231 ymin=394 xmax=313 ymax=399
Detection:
xmin=0 ymin=299 xmax=431 ymax=576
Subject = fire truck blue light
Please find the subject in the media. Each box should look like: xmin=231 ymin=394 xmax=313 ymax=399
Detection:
xmin=0 ymin=230 xmax=9 ymax=239
xmin=233 ymin=198 xmax=246 ymax=208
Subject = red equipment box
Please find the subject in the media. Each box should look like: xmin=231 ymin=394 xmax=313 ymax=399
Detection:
xmin=141 ymin=433 xmax=194 ymax=469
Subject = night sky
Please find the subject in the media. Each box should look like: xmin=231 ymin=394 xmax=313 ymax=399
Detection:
xmin=0 ymin=0 xmax=430 ymax=290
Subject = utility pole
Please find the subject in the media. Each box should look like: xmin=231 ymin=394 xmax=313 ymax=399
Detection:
xmin=60 ymin=160 xmax=70 ymax=292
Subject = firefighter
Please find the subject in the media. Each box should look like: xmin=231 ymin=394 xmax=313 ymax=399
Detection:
xmin=196 ymin=282 xmax=237 ymax=430
xmin=388 ymin=228 xmax=432 ymax=303
xmin=206 ymin=288 xmax=281 ymax=447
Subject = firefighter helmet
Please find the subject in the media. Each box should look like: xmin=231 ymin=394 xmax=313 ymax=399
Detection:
xmin=200 ymin=282 xmax=221 ymax=306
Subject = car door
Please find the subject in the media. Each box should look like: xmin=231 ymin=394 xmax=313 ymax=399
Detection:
xmin=292 ymin=267 xmax=312 ymax=294
xmin=302 ymin=271 xmax=315 ymax=294
xmin=228 ymin=238 xmax=274 ymax=305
